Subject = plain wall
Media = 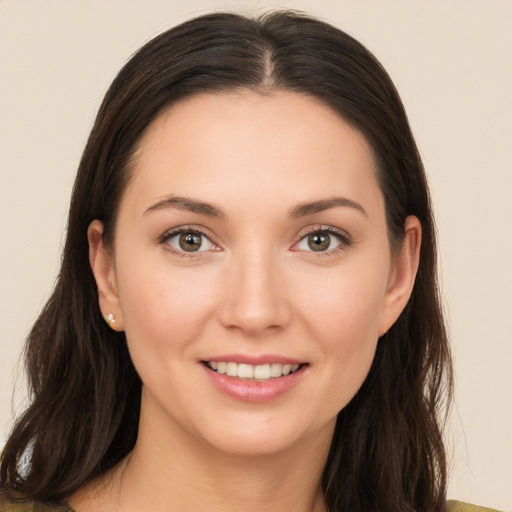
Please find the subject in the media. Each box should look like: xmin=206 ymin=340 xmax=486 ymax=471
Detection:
xmin=1 ymin=0 xmax=511 ymax=509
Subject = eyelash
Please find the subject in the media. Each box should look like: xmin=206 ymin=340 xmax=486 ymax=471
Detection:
xmin=159 ymin=225 xmax=352 ymax=257
xmin=159 ymin=226 xmax=218 ymax=258
xmin=294 ymin=225 xmax=353 ymax=257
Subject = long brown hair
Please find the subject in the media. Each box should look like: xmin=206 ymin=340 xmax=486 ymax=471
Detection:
xmin=1 ymin=11 xmax=452 ymax=511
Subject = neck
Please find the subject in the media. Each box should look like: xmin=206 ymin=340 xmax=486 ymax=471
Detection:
xmin=117 ymin=414 xmax=332 ymax=512
xmin=69 ymin=396 xmax=334 ymax=512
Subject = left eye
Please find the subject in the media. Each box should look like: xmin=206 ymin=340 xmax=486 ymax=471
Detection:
xmin=166 ymin=231 xmax=215 ymax=253
xmin=295 ymin=231 xmax=343 ymax=252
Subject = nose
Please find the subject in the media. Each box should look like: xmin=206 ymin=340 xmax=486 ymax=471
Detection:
xmin=217 ymin=243 xmax=291 ymax=336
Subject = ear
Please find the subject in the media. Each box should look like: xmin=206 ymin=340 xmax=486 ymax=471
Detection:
xmin=378 ymin=215 xmax=421 ymax=336
xmin=88 ymin=220 xmax=124 ymax=331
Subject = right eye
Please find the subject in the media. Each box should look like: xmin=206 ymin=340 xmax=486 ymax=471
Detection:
xmin=295 ymin=231 xmax=343 ymax=252
xmin=163 ymin=229 xmax=216 ymax=253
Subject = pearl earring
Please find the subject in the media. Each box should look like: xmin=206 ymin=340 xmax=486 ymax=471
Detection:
xmin=103 ymin=313 xmax=115 ymax=325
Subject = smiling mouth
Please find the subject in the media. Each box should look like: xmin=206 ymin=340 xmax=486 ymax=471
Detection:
xmin=203 ymin=361 xmax=305 ymax=381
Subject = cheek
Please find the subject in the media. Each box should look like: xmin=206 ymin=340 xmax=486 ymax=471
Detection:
xmin=115 ymin=250 xmax=220 ymax=355
xmin=317 ymin=284 xmax=381 ymax=370
xmin=299 ymin=258 xmax=389 ymax=342
xmin=295 ymin=260 xmax=389 ymax=404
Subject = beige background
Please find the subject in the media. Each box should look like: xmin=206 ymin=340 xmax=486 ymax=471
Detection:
xmin=1 ymin=0 xmax=511 ymax=509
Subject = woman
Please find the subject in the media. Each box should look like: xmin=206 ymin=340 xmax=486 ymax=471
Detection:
xmin=0 ymin=10 xmax=500 ymax=512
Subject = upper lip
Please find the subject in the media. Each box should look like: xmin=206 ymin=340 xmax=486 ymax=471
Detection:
xmin=201 ymin=354 xmax=305 ymax=366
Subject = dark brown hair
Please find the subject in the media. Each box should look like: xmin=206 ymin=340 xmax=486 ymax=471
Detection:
xmin=1 ymin=11 xmax=452 ymax=511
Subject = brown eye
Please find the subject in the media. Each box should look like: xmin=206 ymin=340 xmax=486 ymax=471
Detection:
xmin=293 ymin=228 xmax=348 ymax=254
xmin=307 ymin=233 xmax=331 ymax=252
xmin=165 ymin=230 xmax=215 ymax=253
xmin=179 ymin=232 xmax=202 ymax=252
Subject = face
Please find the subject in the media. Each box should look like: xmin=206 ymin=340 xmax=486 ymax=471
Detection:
xmin=90 ymin=91 xmax=419 ymax=457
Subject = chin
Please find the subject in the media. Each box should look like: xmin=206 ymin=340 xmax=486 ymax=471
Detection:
xmin=192 ymin=410 xmax=337 ymax=459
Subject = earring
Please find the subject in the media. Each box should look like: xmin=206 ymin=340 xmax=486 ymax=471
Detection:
xmin=103 ymin=313 xmax=116 ymax=325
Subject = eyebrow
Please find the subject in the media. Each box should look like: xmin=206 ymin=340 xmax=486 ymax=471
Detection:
xmin=289 ymin=197 xmax=368 ymax=218
xmin=144 ymin=195 xmax=367 ymax=219
xmin=144 ymin=196 xmax=224 ymax=217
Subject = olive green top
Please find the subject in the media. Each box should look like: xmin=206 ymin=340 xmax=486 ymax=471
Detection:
xmin=0 ymin=495 xmax=503 ymax=511
xmin=0 ymin=494 xmax=71 ymax=511
xmin=448 ymin=502 xmax=503 ymax=512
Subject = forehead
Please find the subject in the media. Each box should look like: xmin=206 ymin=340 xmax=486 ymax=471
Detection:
xmin=122 ymin=90 xmax=382 ymax=218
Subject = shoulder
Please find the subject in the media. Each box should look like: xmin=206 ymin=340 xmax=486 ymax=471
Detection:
xmin=0 ymin=495 xmax=502 ymax=512
xmin=0 ymin=492 xmax=73 ymax=512
xmin=448 ymin=500 xmax=504 ymax=512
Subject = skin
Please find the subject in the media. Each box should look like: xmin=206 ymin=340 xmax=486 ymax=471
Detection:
xmin=75 ymin=91 xmax=421 ymax=512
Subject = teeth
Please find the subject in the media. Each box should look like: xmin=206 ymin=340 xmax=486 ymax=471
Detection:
xmin=253 ymin=364 xmax=270 ymax=380
xmin=270 ymin=363 xmax=282 ymax=377
xmin=237 ymin=363 xmax=254 ymax=379
xmin=206 ymin=361 xmax=302 ymax=381
xmin=226 ymin=362 xmax=238 ymax=377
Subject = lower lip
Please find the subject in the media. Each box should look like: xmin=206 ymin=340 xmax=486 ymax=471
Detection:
xmin=202 ymin=364 xmax=307 ymax=402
